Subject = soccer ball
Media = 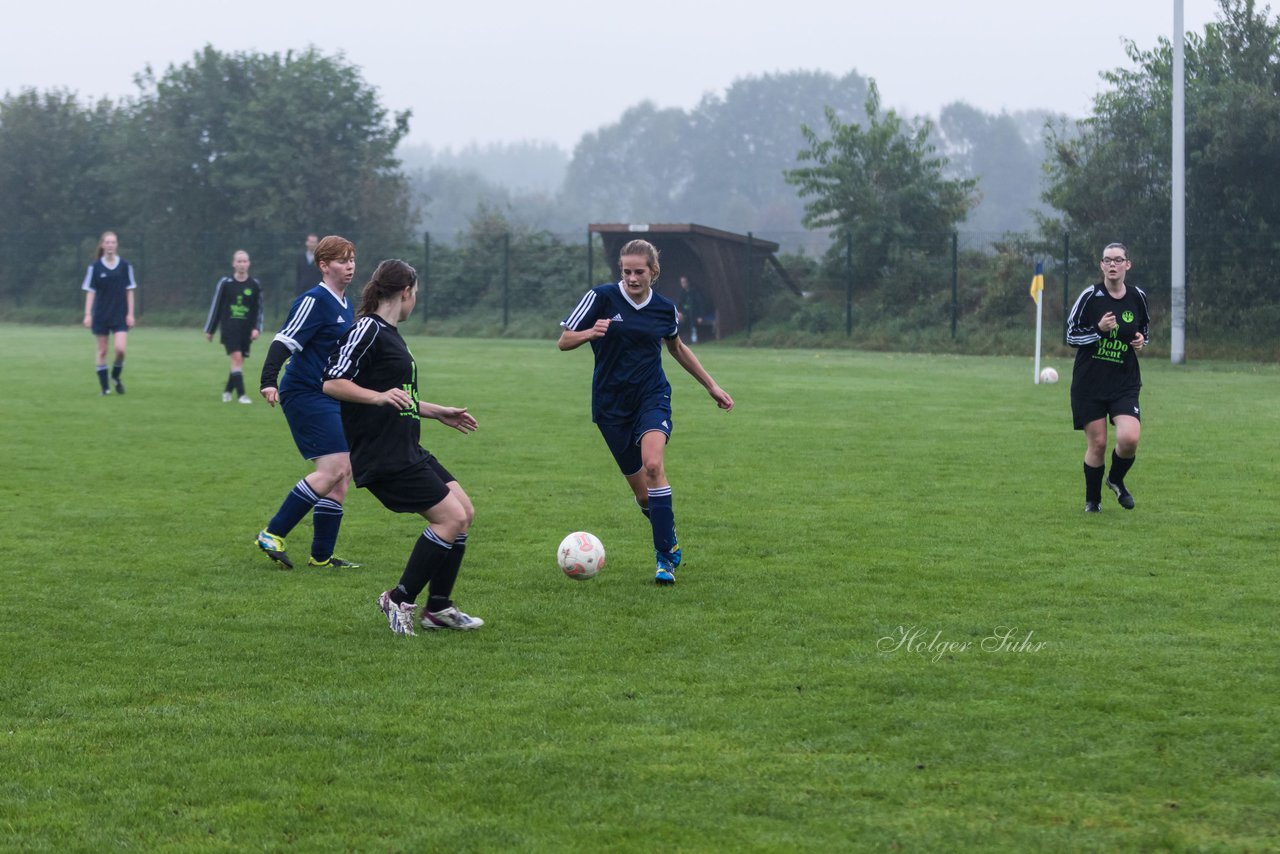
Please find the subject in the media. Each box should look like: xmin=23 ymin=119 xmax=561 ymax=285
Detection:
xmin=1039 ymin=367 xmax=1059 ymax=384
xmin=558 ymin=531 xmax=605 ymax=580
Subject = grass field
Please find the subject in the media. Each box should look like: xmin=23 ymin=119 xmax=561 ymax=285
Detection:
xmin=2 ymin=324 xmax=1277 ymax=851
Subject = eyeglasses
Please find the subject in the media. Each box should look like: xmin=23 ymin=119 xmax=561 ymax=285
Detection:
xmin=1101 ymin=257 xmax=1128 ymax=265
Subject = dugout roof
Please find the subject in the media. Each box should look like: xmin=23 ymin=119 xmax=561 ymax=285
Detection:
xmin=589 ymin=223 xmax=799 ymax=340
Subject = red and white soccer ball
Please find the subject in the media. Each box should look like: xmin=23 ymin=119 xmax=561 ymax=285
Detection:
xmin=558 ymin=531 xmax=606 ymax=580
xmin=1039 ymin=367 xmax=1059 ymax=384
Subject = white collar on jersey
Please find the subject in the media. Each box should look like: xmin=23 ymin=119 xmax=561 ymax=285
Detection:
xmin=318 ymin=281 xmax=349 ymax=307
xmin=616 ymin=281 xmax=652 ymax=310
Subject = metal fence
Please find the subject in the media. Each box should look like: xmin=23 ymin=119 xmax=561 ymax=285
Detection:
xmin=3 ymin=227 xmax=1276 ymax=356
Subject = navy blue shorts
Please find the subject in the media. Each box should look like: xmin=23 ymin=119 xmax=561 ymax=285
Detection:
xmin=597 ymin=408 xmax=673 ymax=477
xmin=91 ymin=323 xmax=127 ymax=336
xmin=281 ymin=390 xmax=348 ymax=460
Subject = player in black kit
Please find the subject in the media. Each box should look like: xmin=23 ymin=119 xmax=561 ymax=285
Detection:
xmin=203 ymin=250 xmax=264 ymax=403
xmin=322 ymin=259 xmax=484 ymax=636
xmin=1065 ymin=242 xmax=1151 ymax=512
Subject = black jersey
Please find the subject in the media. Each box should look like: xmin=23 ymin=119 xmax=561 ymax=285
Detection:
xmin=203 ymin=276 xmax=264 ymax=336
xmin=1066 ymin=282 xmax=1151 ymax=396
xmin=81 ymin=258 xmax=137 ymax=325
xmin=324 ymin=315 xmax=427 ymax=486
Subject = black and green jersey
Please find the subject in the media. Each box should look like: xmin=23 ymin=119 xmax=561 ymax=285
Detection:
xmin=324 ymin=315 xmax=428 ymax=487
xmin=1066 ymin=282 xmax=1151 ymax=397
xmin=204 ymin=276 xmax=263 ymax=336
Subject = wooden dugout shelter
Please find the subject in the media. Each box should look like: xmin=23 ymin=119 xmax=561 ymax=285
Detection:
xmin=590 ymin=223 xmax=799 ymax=340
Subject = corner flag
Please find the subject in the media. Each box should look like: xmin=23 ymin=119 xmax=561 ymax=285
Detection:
xmin=1031 ymin=261 xmax=1045 ymax=383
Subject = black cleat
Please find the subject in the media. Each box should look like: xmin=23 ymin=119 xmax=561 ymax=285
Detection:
xmin=1084 ymin=501 xmax=1101 ymax=513
xmin=114 ymin=381 xmax=125 ymax=395
xmin=256 ymin=529 xmax=294 ymax=569
xmin=1105 ymin=478 xmax=1135 ymax=510
xmin=307 ymin=556 xmax=364 ymax=569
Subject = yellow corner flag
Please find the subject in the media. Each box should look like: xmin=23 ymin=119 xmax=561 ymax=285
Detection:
xmin=1029 ymin=261 xmax=1044 ymax=304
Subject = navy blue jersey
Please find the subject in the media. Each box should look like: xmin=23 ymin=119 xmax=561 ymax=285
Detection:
xmin=81 ymin=258 xmax=137 ymax=326
xmin=203 ymin=276 xmax=264 ymax=336
xmin=274 ymin=285 xmax=355 ymax=397
xmin=1066 ymin=282 xmax=1151 ymax=396
xmin=325 ymin=315 xmax=427 ymax=485
xmin=562 ymin=282 xmax=679 ymax=424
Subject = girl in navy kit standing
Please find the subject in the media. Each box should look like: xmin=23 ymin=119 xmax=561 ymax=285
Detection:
xmin=558 ymin=239 xmax=734 ymax=585
xmin=82 ymin=231 xmax=137 ymax=395
xmin=1066 ymin=242 xmax=1151 ymax=512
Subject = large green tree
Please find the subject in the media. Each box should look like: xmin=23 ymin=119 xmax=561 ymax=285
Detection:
xmin=1042 ymin=0 xmax=1280 ymax=340
xmin=785 ymin=81 xmax=977 ymax=277
xmin=121 ymin=46 xmax=412 ymax=306
xmin=0 ymin=89 xmax=127 ymax=307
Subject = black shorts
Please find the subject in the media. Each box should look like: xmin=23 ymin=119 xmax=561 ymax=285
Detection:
xmin=220 ymin=321 xmax=254 ymax=355
xmin=91 ymin=322 xmax=127 ymax=336
xmin=1071 ymin=389 xmax=1142 ymax=430
xmin=221 ymin=334 xmax=253 ymax=356
xmin=363 ymin=455 xmax=456 ymax=514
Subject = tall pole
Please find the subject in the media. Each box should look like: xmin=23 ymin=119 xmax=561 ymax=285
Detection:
xmin=950 ymin=231 xmax=958 ymax=339
xmin=1171 ymin=0 xmax=1187 ymax=363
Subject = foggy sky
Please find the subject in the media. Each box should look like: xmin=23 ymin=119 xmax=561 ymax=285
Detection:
xmin=4 ymin=0 xmax=1220 ymax=151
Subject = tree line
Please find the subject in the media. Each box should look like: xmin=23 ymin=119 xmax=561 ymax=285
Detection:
xmin=1 ymin=0 xmax=1275 ymax=357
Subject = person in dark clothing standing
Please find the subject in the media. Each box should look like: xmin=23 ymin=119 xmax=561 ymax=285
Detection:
xmin=1065 ymin=242 xmax=1151 ymax=513
xmin=295 ymin=233 xmax=319 ymax=297
xmin=82 ymin=231 xmax=137 ymax=396
xmin=204 ymin=249 xmax=264 ymax=404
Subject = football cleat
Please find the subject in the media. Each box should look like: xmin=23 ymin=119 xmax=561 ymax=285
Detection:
xmin=238 ymin=395 xmax=253 ymax=404
xmin=1084 ymin=501 xmax=1102 ymax=513
xmin=655 ymin=550 xmax=677 ymax=585
xmin=1105 ymin=477 xmax=1135 ymax=510
xmin=222 ymin=392 xmax=233 ymax=403
xmin=114 ymin=381 xmax=125 ymax=395
xmin=420 ymin=605 xmax=485 ymax=631
xmin=377 ymin=590 xmax=417 ymax=636
xmin=307 ymin=556 xmax=363 ymax=569
xmin=256 ymin=529 xmax=293 ymax=569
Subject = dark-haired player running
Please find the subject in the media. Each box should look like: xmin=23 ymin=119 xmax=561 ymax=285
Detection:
xmin=324 ymin=259 xmax=483 ymax=636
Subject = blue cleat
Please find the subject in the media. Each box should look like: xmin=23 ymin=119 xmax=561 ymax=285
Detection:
xmin=655 ymin=550 xmax=677 ymax=585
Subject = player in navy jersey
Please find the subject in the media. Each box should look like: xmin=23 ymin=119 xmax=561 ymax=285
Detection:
xmin=254 ymin=235 xmax=363 ymax=569
xmin=81 ymin=231 xmax=137 ymax=395
xmin=323 ymin=260 xmax=483 ymax=635
xmin=559 ymin=239 xmax=734 ymax=585
xmin=1066 ymin=242 xmax=1150 ymax=513
xmin=204 ymin=250 xmax=263 ymax=404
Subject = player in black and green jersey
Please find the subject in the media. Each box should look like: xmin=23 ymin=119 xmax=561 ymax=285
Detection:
xmin=322 ymin=259 xmax=483 ymax=636
xmin=1066 ymin=242 xmax=1151 ymax=512
xmin=203 ymin=250 xmax=264 ymax=403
